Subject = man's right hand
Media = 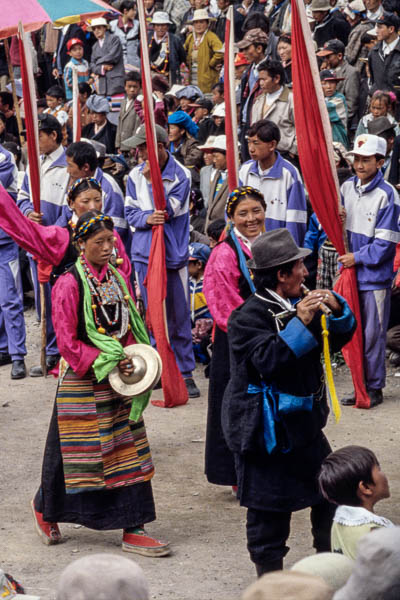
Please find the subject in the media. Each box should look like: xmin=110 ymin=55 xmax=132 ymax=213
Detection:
xmin=146 ymin=210 xmax=166 ymax=226
xmin=52 ymin=68 xmax=60 ymax=79
xmin=296 ymin=292 xmax=325 ymax=325
xmin=27 ymin=211 xmax=43 ymax=224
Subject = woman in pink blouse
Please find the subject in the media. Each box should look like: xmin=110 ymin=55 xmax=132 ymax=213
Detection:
xmin=203 ymin=186 xmax=266 ymax=488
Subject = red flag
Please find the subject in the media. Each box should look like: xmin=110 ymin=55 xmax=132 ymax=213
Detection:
xmin=291 ymin=0 xmax=370 ymax=408
xmin=224 ymin=6 xmax=239 ymax=192
xmin=137 ymin=0 xmax=188 ymax=408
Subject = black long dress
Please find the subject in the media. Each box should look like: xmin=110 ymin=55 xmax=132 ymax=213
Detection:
xmin=204 ymin=234 xmax=253 ymax=486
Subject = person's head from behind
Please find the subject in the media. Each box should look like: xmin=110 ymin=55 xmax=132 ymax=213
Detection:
xmin=66 ymin=141 xmax=99 ymax=181
xmin=74 ymin=209 xmax=115 ymax=269
xmin=226 ymin=185 xmax=266 ymax=240
xmin=125 ymin=71 xmax=141 ymax=100
xmin=45 ymin=85 xmax=65 ymax=110
xmin=78 ymin=82 xmax=92 ymax=105
xmin=246 ymin=119 xmax=280 ymax=165
xmin=56 ymin=553 xmax=149 ymax=600
xmin=243 ymin=11 xmax=270 ymax=34
xmin=258 ymin=59 xmax=285 ymax=94
xmin=0 ymin=91 xmax=14 ymax=114
xmin=207 ymin=218 xmax=226 ymax=247
xmin=67 ymin=177 xmax=103 ymax=217
xmin=319 ymin=445 xmax=389 ymax=509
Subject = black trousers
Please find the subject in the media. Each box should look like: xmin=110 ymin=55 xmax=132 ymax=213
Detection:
xmin=246 ymin=499 xmax=335 ymax=567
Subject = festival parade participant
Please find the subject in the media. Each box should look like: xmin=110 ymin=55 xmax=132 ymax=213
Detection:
xmin=203 ymin=186 xmax=266 ymax=488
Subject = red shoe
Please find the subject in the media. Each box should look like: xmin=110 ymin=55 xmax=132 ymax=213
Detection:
xmin=30 ymin=500 xmax=61 ymax=545
xmin=122 ymin=528 xmax=171 ymax=557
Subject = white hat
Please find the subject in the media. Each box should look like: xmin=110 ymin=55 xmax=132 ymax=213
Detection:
xmin=212 ymin=102 xmax=226 ymax=118
xmin=192 ymin=8 xmax=212 ymax=21
xmin=343 ymin=0 xmax=366 ymax=18
xmin=367 ymin=26 xmax=378 ymax=36
xmin=90 ymin=17 xmax=109 ymax=28
xmin=152 ymin=11 xmax=172 ymax=24
xmin=210 ymin=134 xmax=227 ymax=152
xmin=347 ymin=134 xmax=387 ymax=157
xmin=198 ymin=135 xmax=216 ymax=150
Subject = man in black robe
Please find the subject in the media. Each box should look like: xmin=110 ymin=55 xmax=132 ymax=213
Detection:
xmin=222 ymin=228 xmax=356 ymax=576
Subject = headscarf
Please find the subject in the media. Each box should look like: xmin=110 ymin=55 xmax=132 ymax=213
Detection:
xmin=168 ymin=110 xmax=199 ymax=138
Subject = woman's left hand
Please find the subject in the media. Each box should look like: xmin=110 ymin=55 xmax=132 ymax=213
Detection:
xmin=118 ymin=358 xmax=135 ymax=376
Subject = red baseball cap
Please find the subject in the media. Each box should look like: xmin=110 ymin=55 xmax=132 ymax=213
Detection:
xmin=67 ymin=38 xmax=84 ymax=52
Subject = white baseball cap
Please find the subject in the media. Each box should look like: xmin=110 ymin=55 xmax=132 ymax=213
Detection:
xmin=212 ymin=102 xmax=226 ymax=118
xmin=90 ymin=17 xmax=109 ymax=28
xmin=347 ymin=134 xmax=387 ymax=157
xmin=210 ymin=135 xmax=227 ymax=152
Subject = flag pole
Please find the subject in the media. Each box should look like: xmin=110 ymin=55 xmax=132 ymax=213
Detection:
xmin=224 ymin=5 xmax=239 ymax=192
xmin=18 ymin=22 xmax=47 ymax=377
xmin=136 ymin=0 xmax=188 ymax=408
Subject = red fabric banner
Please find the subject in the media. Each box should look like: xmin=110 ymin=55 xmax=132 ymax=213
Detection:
xmin=224 ymin=6 xmax=239 ymax=192
xmin=291 ymin=0 xmax=370 ymax=408
xmin=137 ymin=0 xmax=188 ymax=408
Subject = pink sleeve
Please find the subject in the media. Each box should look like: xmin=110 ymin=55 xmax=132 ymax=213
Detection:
xmin=114 ymin=230 xmax=133 ymax=295
xmin=51 ymin=272 xmax=100 ymax=377
xmin=0 ymin=187 xmax=69 ymax=265
xmin=203 ymin=243 xmax=245 ymax=332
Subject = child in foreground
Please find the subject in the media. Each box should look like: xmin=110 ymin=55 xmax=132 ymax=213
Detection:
xmin=319 ymin=445 xmax=393 ymax=560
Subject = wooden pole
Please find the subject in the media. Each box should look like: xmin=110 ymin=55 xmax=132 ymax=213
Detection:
xmin=40 ymin=282 xmax=47 ymax=377
xmin=4 ymin=38 xmax=24 ymax=146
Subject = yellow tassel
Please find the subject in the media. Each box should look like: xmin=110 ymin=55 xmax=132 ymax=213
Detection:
xmin=97 ymin=326 xmax=106 ymax=334
xmin=91 ymin=304 xmax=97 ymax=310
xmin=116 ymin=258 xmax=124 ymax=265
xmin=127 ymin=324 xmax=131 ymax=330
xmin=321 ymin=314 xmax=341 ymax=423
xmin=124 ymin=294 xmax=130 ymax=301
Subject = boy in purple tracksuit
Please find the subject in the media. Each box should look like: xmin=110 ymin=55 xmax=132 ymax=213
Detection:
xmin=0 ymin=144 xmax=27 ymax=379
xmin=238 ymin=119 xmax=307 ymax=246
xmin=339 ymin=134 xmax=400 ymax=408
xmin=124 ymin=124 xmax=200 ymax=398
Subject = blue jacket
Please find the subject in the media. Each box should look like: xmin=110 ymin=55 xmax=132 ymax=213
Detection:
xmin=17 ymin=145 xmax=69 ymax=226
xmin=0 ymin=144 xmax=18 ymax=246
xmin=304 ymin=213 xmax=327 ymax=252
xmin=125 ymin=152 xmax=191 ymax=270
xmin=341 ymin=170 xmax=400 ymax=290
xmin=238 ymin=152 xmax=307 ymax=246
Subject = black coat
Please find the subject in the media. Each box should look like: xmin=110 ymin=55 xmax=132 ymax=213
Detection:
xmin=222 ymin=289 xmax=356 ymax=512
xmin=214 ymin=7 xmax=245 ymax=43
xmin=147 ymin=31 xmax=186 ymax=85
xmin=369 ymin=39 xmax=400 ymax=116
xmin=82 ymin=120 xmax=117 ymax=154
xmin=313 ymin=11 xmax=351 ymax=48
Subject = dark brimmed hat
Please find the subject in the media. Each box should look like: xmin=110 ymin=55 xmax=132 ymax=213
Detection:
xmin=247 ymin=229 xmax=311 ymax=270
xmin=320 ymin=69 xmax=345 ymax=82
xmin=377 ymin=11 xmax=400 ymax=28
xmin=367 ymin=116 xmax=396 ymax=136
xmin=38 ymin=113 xmax=62 ymax=133
xmin=189 ymin=97 xmax=213 ymax=111
xmin=317 ymin=39 xmax=345 ymax=56
xmin=122 ymin=124 xmax=169 ymax=149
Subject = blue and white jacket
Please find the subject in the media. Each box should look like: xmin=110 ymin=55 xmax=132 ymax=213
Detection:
xmin=17 ymin=145 xmax=69 ymax=226
xmin=0 ymin=144 xmax=18 ymax=246
xmin=341 ymin=171 xmax=400 ymax=290
xmin=56 ymin=167 xmax=130 ymax=249
xmin=238 ymin=152 xmax=307 ymax=246
xmin=125 ymin=152 xmax=191 ymax=270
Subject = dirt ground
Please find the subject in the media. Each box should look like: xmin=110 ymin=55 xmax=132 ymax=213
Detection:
xmin=1 ymin=309 xmax=400 ymax=600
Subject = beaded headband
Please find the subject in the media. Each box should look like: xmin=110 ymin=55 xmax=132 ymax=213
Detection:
xmin=67 ymin=177 xmax=101 ymax=203
xmin=74 ymin=213 xmax=113 ymax=241
xmin=225 ymin=186 xmax=265 ymax=218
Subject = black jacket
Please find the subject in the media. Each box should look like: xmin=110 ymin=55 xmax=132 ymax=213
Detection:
xmin=369 ymin=39 xmax=400 ymax=114
xmin=214 ymin=7 xmax=245 ymax=43
xmin=147 ymin=31 xmax=186 ymax=85
xmin=313 ymin=11 xmax=351 ymax=48
xmin=82 ymin=120 xmax=117 ymax=155
xmin=222 ymin=289 xmax=356 ymax=512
